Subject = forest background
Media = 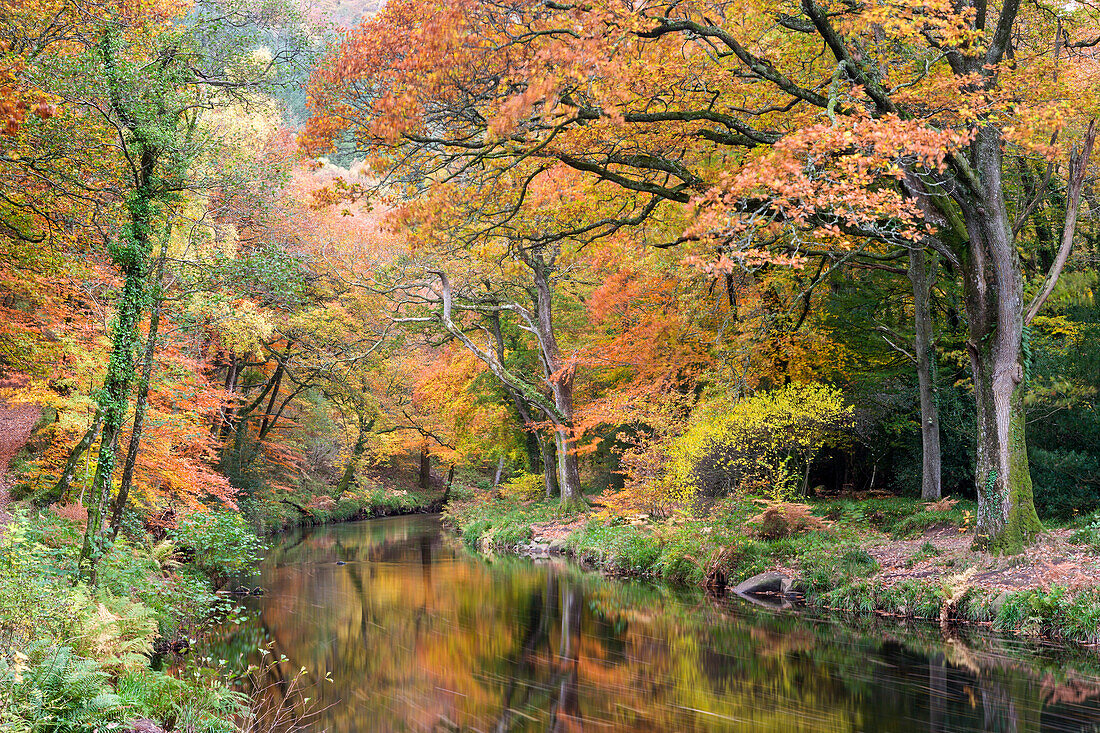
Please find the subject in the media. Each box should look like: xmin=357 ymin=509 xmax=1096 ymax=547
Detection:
xmin=4 ymin=0 xmax=1100 ymax=728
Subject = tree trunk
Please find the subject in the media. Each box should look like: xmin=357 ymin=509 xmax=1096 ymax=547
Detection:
xmin=487 ymin=309 xmax=554 ymax=494
xmin=107 ymin=299 xmax=158 ymax=538
xmin=958 ymin=127 xmax=1042 ymax=554
xmin=109 ymin=234 xmax=169 ymax=538
xmin=540 ymin=433 xmax=559 ymax=499
xmin=337 ymin=414 xmax=374 ymax=496
xmin=523 ymin=430 xmax=541 ymax=474
xmin=552 ymin=428 xmax=582 ymax=505
xmin=418 ymin=443 xmax=431 ymax=490
xmin=909 ymin=246 xmax=943 ymax=501
xmin=216 ymin=354 xmax=239 ymax=440
xmin=42 ymin=408 xmax=103 ymax=506
xmin=79 ymin=174 xmax=155 ymax=580
xmin=531 ymin=258 xmax=583 ymax=506
xmin=442 ymin=464 xmax=455 ymax=504
xmin=492 ymin=455 xmax=506 ymax=487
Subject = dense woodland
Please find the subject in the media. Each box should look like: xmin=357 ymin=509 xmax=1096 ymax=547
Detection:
xmin=4 ymin=0 xmax=1100 ymax=727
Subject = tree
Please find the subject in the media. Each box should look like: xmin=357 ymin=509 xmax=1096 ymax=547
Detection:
xmin=305 ymin=0 xmax=1100 ymax=551
xmin=44 ymin=0 xmax=306 ymax=579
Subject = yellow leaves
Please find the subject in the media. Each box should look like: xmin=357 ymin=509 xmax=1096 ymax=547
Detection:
xmin=665 ymin=383 xmax=853 ymax=504
xmin=187 ymin=294 xmax=274 ymax=357
xmin=168 ymin=194 xmax=238 ymax=261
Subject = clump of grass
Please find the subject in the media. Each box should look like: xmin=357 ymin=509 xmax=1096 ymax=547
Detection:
xmin=838 ymin=548 xmax=880 ymax=577
xmin=568 ymin=520 xmax=661 ymax=575
xmin=904 ymin=541 xmax=942 ymax=568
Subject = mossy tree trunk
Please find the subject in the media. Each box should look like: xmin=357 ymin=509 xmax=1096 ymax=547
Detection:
xmin=109 ymin=233 xmax=168 ymax=538
xmin=336 ymin=412 xmax=374 ymax=496
xmin=488 ymin=309 xmax=558 ymax=497
xmin=529 ymin=256 xmax=583 ymax=506
xmin=80 ymin=165 xmax=157 ymax=581
xmin=540 ymin=434 xmax=559 ymax=499
xmin=956 ymin=126 xmax=1042 ymax=554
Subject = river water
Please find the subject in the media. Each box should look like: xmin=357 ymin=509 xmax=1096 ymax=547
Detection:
xmin=206 ymin=514 xmax=1100 ymax=732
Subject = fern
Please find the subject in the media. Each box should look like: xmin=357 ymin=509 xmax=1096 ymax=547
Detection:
xmin=9 ymin=642 xmax=123 ymax=731
xmin=72 ymin=595 xmax=156 ymax=674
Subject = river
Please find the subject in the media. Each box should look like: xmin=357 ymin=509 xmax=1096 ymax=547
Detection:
xmin=205 ymin=514 xmax=1100 ymax=731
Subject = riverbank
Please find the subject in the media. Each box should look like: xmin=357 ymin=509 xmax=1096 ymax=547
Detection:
xmin=444 ymin=493 xmax=1100 ymax=646
xmin=250 ymin=487 xmax=446 ymax=534
xmin=0 ymin=506 xmax=268 ymax=732
xmin=244 ymin=462 xmax=454 ymax=534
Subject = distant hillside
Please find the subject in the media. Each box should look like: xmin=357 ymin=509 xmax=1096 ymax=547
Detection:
xmin=306 ymin=0 xmax=384 ymax=28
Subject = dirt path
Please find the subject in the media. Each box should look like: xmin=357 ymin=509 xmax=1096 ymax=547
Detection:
xmin=0 ymin=375 xmax=41 ymax=527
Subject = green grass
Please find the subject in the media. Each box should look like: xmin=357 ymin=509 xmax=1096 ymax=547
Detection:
xmin=813 ymin=497 xmax=975 ymax=538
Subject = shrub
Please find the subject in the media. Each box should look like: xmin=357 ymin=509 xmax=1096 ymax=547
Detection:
xmin=169 ymin=511 xmax=264 ymax=589
xmin=117 ymin=665 xmax=245 ymax=733
xmin=498 ymin=473 xmax=545 ymax=501
xmin=1031 ymin=448 xmax=1100 ymax=522
xmin=746 ymin=501 xmax=830 ymax=540
xmin=667 ymin=383 xmax=852 ymax=504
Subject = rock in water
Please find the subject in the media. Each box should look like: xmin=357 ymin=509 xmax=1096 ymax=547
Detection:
xmin=732 ymin=571 xmax=793 ymax=597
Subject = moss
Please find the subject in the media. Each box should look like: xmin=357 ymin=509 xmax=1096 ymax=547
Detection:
xmin=977 ymin=398 xmax=1044 ymax=555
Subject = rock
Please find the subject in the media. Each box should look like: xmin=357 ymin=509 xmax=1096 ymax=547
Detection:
xmin=524 ymin=543 xmax=551 ymax=558
xmin=989 ymin=590 xmax=1010 ymax=616
xmin=335 ymin=561 xmax=347 ymax=565
xmin=128 ymin=719 xmax=166 ymax=733
xmin=732 ymin=571 xmax=793 ymax=597
xmin=547 ymin=538 xmax=567 ymax=555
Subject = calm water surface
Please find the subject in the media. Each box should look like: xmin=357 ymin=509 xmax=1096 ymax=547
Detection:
xmin=207 ymin=514 xmax=1100 ymax=732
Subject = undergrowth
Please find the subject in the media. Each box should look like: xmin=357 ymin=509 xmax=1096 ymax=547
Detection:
xmin=0 ymin=508 xmax=264 ymax=732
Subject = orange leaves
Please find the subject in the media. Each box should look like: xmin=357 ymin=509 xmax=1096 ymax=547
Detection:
xmin=687 ymin=114 xmax=971 ymax=258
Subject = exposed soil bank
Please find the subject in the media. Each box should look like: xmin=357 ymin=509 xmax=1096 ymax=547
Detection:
xmin=0 ymin=376 xmax=41 ymax=530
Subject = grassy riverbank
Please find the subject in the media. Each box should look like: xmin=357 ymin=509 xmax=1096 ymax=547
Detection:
xmin=445 ymin=493 xmax=1100 ymax=645
xmin=243 ymin=464 xmax=450 ymax=534
xmin=246 ymin=485 xmax=445 ymax=534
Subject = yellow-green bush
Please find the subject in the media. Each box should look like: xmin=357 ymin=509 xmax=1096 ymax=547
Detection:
xmin=498 ymin=472 xmax=546 ymax=501
xmin=666 ymin=383 xmax=852 ymax=503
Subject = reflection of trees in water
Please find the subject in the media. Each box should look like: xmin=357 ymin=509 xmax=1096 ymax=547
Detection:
xmin=549 ymin=582 xmax=582 ymax=733
xmin=202 ymin=517 xmax=1100 ymax=733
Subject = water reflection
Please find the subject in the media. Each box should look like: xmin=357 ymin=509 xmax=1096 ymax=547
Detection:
xmin=207 ymin=515 xmax=1100 ymax=732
